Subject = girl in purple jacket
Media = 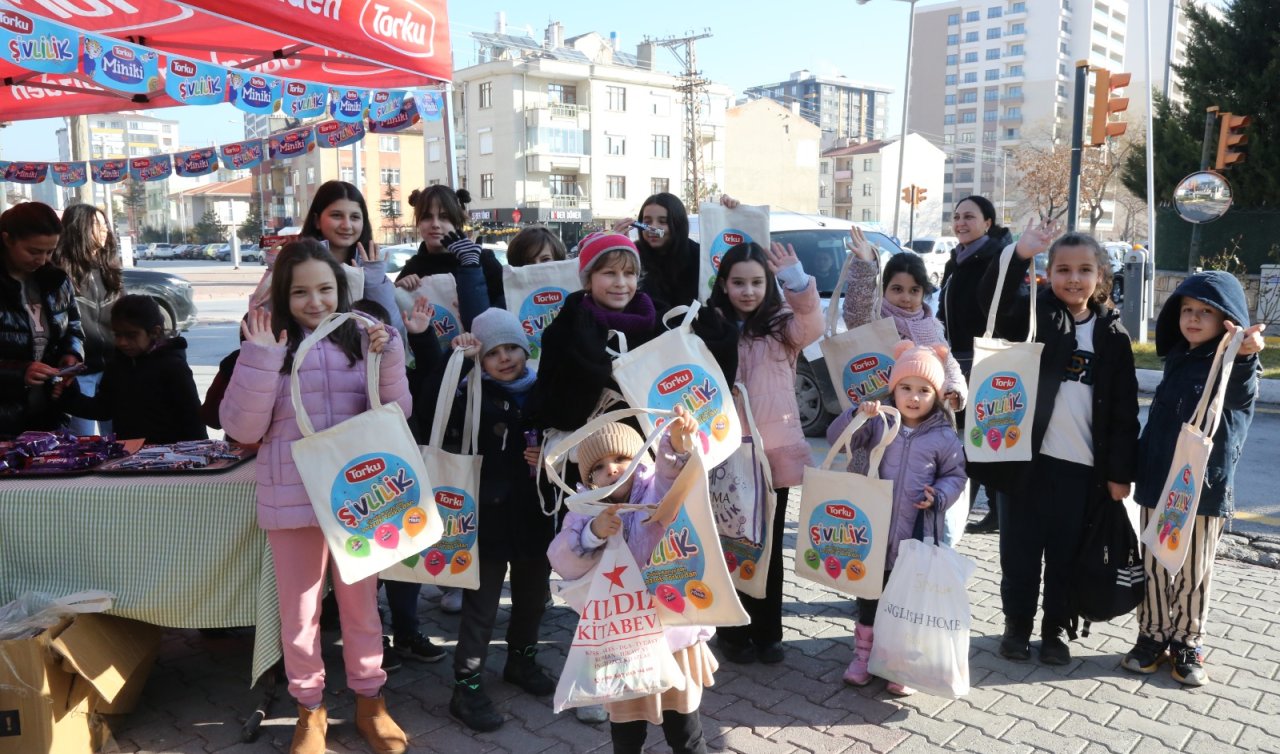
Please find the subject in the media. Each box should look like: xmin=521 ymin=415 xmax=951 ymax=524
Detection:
xmin=826 ymin=341 xmax=967 ymax=695
xmin=220 ymin=239 xmax=411 ymax=754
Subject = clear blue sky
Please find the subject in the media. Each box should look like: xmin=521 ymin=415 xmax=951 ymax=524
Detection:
xmin=0 ymin=0 xmax=949 ymax=162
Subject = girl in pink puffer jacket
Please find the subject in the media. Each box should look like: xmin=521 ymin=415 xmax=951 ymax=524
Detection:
xmin=705 ymin=240 xmax=824 ymax=666
xmin=826 ymin=341 xmax=967 ymax=696
xmin=220 ymin=239 xmax=412 ymax=754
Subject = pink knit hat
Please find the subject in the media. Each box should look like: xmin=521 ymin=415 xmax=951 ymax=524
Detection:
xmin=577 ymin=232 xmax=641 ymax=286
xmin=888 ymin=340 xmax=949 ymax=394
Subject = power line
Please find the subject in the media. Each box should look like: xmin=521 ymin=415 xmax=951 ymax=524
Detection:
xmin=647 ymin=30 xmax=712 ymax=206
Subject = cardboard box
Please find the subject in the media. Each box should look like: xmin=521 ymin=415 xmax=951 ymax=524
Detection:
xmin=0 ymin=614 xmax=161 ymax=754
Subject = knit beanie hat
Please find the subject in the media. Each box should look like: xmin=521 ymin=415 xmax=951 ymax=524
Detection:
xmin=888 ymin=340 xmax=948 ymax=395
xmin=469 ymin=307 xmax=530 ymax=356
xmin=577 ymin=232 xmax=641 ymax=287
xmin=577 ymin=422 xmax=645 ymax=485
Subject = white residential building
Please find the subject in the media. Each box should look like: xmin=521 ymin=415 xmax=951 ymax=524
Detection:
xmin=1126 ymin=0 xmax=1224 ymax=113
xmin=742 ymin=70 xmax=892 ymax=148
xmin=819 ymin=134 xmax=946 ymax=239
xmin=724 ymin=98 xmax=821 ymax=214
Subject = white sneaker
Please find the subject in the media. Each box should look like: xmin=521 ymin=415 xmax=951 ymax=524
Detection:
xmin=574 ymin=704 xmax=608 ymax=724
xmin=440 ymin=588 xmax=463 ymax=614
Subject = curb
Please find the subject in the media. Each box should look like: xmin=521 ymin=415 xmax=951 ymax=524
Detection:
xmin=1219 ymin=533 xmax=1280 ymax=569
xmin=1137 ymin=368 xmax=1280 ymax=405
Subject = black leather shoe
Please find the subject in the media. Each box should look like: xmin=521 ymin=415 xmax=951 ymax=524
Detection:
xmin=755 ymin=641 xmax=785 ymax=664
xmin=503 ymin=646 xmax=556 ymax=696
xmin=1040 ymin=627 xmax=1071 ymax=666
xmin=965 ymin=510 xmax=999 ymax=534
xmin=999 ymin=619 xmax=1032 ymax=661
xmin=718 ymin=637 xmax=756 ymax=664
xmin=450 ymin=675 xmax=503 ymax=732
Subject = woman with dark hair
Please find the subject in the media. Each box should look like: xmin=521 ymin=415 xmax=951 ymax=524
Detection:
xmin=0 ymin=201 xmax=82 ymax=436
xmin=937 ymin=194 xmax=1015 ymax=533
xmin=299 ymin=180 xmax=404 ymax=340
xmin=55 ymin=203 xmax=122 ymax=435
xmin=395 ymin=185 xmax=504 ymax=320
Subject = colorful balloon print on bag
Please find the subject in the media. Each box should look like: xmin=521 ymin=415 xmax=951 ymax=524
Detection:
xmin=968 ymin=371 xmax=1029 ymax=451
xmin=643 ymin=507 xmax=710 ymax=617
xmin=0 ymin=9 xmax=79 ymax=74
xmin=410 ymin=486 xmax=478 ymax=577
xmin=802 ymin=500 xmax=876 ymax=584
xmin=646 ymin=363 xmax=733 ymax=457
xmin=1155 ymin=465 xmax=1195 ymax=551
xmin=81 ymin=36 xmax=159 ymax=95
xmin=331 ymin=453 xmax=426 ymax=557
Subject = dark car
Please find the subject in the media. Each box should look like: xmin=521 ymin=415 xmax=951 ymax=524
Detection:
xmin=121 ymin=268 xmax=198 ymax=335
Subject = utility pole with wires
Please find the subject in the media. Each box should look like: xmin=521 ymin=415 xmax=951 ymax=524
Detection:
xmin=648 ymin=30 xmax=712 ymax=208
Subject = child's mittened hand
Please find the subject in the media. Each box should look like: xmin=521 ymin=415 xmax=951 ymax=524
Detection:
xmin=367 ymin=323 xmax=389 ymax=354
xmin=403 ymin=295 xmax=432 ymax=335
xmin=1108 ymin=481 xmax=1131 ymax=502
xmin=590 ymin=503 xmax=623 ymax=538
xmin=767 ymin=241 xmax=799 ymax=273
xmin=859 ymin=400 xmax=881 ymax=417
xmin=1015 ymin=215 xmax=1058 ymax=259
xmin=914 ymin=485 xmax=936 ymax=510
xmin=442 ymin=231 xmax=481 ymax=267
xmin=1226 ymin=321 xmax=1267 ymax=356
xmin=847 ymin=226 xmax=877 ymax=262
xmin=241 ymin=307 xmax=286 ymax=348
xmin=395 ymin=274 xmax=422 ymax=291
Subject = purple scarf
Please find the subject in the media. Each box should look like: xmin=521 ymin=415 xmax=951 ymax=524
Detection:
xmin=954 ymin=234 xmax=990 ymax=265
xmin=581 ymin=292 xmax=657 ymax=339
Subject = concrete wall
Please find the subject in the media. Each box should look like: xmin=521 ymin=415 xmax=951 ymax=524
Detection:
xmin=724 ymin=99 xmax=820 ymax=214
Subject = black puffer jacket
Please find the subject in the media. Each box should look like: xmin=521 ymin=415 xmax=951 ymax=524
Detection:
xmin=59 ymin=336 xmax=206 ymax=444
xmin=637 ymin=239 xmax=702 ymax=317
xmin=938 ymin=232 xmax=1013 ymax=359
xmin=0 ymin=265 xmax=84 ymax=436
xmin=396 ymin=242 xmax=506 ymax=316
xmin=72 ymin=269 xmax=120 ymax=374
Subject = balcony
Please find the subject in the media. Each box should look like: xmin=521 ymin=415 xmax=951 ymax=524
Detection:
xmin=834 ymin=169 xmax=853 ymax=180
xmin=524 ymin=103 xmax=590 ymax=130
xmin=526 ymin=195 xmax=592 ymax=212
xmin=999 ymin=114 xmax=1024 ymax=125
xmin=1001 ymin=92 xmax=1024 ymax=104
xmin=524 ymin=149 xmax=588 ymax=174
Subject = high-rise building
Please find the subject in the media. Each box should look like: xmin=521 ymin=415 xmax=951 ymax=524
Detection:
xmin=908 ymin=0 xmax=1130 ymax=227
xmin=743 ymin=70 xmax=891 ymax=147
xmin=1126 ymin=0 xmax=1224 ymax=112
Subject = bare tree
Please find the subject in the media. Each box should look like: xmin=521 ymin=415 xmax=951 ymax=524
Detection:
xmin=1013 ymin=129 xmax=1139 ymax=235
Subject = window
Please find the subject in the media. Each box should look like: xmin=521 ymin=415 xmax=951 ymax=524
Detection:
xmin=527 ymin=127 xmax=587 ymax=154
xmin=958 ymin=169 xmax=974 ymax=182
xmin=964 ymin=52 xmax=978 ymax=63
xmin=1010 ymin=22 xmax=1025 ymax=34
xmin=547 ymin=83 xmax=577 ymax=105
xmin=606 ymin=134 xmax=626 ymax=156
xmin=380 ymin=168 xmax=400 ymax=185
xmin=478 ymin=82 xmax=492 ymax=109
xmin=947 ymin=13 xmax=960 ymax=24
xmin=820 ymin=183 xmax=829 ymax=199
xmin=946 ymin=54 xmax=958 ymax=66
xmin=960 ymin=91 xmax=977 ymax=103
xmin=651 ymin=94 xmax=670 ymax=116
xmin=478 ymin=128 xmax=493 ymax=155
xmin=339 ymin=167 xmax=366 ymax=183
xmin=479 ymin=173 xmax=494 ymax=199
xmin=987 ymin=28 xmax=1001 ymax=39
xmin=984 ymin=110 xmax=999 ymax=121
xmin=378 ymin=135 xmax=399 ymax=152
xmin=549 ymin=175 xmax=578 ymax=196
xmin=943 ymin=134 xmax=955 ymax=145
xmin=1011 ymin=2 xmax=1026 ymax=11
xmin=427 ymin=139 xmax=441 ymax=162
xmin=985 ymin=89 xmax=999 ymax=101
xmin=945 ymin=94 xmax=957 ymax=106
xmin=1059 ymin=41 xmax=1069 ymax=54
xmin=944 ymin=114 xmax=957 ymax=125
xmin=307 ymin=167 xmax=316 ymax=183
xmin=1009 ymin=44 xmax=1024 ymax=55
xmin=965 ymin=31 xmax=978 ymax=43
xmin=863 ymin=158 xmax=873 ymax=171
xmin=1061 ymin=20 xmax=1070 ymax=32
xmin=963 ymin=72 xmax=978 ymax=83
xmin=1005 ymin=107 xmax=1022 ymax=118
xmin=1007 ymin=65 xmax=1024 ymax=77
xmin=607 ymin=175 xmax=626 ymax=199
xmin=606 ymin=86 xmax=627 ymax=111
xmin=820 ymin=161 xmax=829 ymax=174
xmin=861 ymin=209 xmax=874 ymax=222
xmin=862 ymin=183 xmax=873 ymax=196
xmin=945 ymin=74 xmax=958 ymax=85
xmin=651 ymin=177 xmax=669 ymax=195
xmin=988 ymin=6 xmax=1003 ymax=17
xmin=652 ymin=134 xmax=670 ymax=158
xmin=1006 ymin=127 xmax=1018 ymax=138
xmin=1008 ymin=85 xmax=1023 ymax=97
xmin=961 ymin=112 xmax=977 ymax=123
xmin=947 ymin=34 xmax=959 ymax=45
xmin=984 ymin=129 xmax=997 ymax=142
xmin=986 ymin=49 xmax=1001 ymax=60
xmin=965 ymin=10 xmax=979 ymax=21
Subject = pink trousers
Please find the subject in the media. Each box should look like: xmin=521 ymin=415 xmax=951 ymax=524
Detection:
xmin=267 ymin=526 xmax=387 ymax=706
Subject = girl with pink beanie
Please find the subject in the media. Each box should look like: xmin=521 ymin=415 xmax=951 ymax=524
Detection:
xmin=825 ymin=341 xmax=968 ymax=695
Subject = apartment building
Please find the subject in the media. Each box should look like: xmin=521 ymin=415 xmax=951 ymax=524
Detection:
xmin=908 ymin=0 xmax=1130 ymax=230
xmin=724 ymin=98 xmax=821 ymax=213
xmin=1127 ymin=0 xmax=1223 ymax=112
xmin=743 ymin=70 xmax=891 ymax=148
xmin=428 ymin=22 xmax=729 ymax=245
xmin=819 ymin=133 xmax=946 ymax=238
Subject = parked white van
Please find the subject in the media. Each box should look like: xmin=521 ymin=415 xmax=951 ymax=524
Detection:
xmin=906 ymin=236 xmax=959 ymax=285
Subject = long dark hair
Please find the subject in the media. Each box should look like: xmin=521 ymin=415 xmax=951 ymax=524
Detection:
xmin=1047 ymin=232 xmax=1113 ymax=309
xmin=954 ymin=195 xmax=1008 ymax=243
xmin=707 ymin=242 xmax=794 ymax=343
xmin=882 ymin=252 xmax=935 ymax=295
xmin=0 ymin=201 xmax=61 ymax=265
xmin=635 ymin=192 xmax=691 ymax=256
xmin=301 ymin=181 xmax=372 ymax=260
xmin=408 ymin=185 xmax=469 ymax=231
xmin=269 ymin=238 xmax=361 ymax=372
xmin=56 ymin=203 xmax=122 ymax=294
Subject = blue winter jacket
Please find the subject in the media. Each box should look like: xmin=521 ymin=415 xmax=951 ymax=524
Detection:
xmin=1134 ymin=271 xmax=1261 ymax=518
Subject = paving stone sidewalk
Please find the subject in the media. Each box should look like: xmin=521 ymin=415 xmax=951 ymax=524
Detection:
xmin=106 ymin=500 xmax=1280 ymax=754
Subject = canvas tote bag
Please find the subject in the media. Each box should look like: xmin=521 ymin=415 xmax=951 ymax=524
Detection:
xmin=710 ymin=383 xmax=777 ymax=600
xmin=501 ymin=259 xmax=579 ymax=365
xmin=610 ymin=301 xmax=742 ymax=469
xmin=290 ymin=312 xmax=444 ymax=584
xmin=964 ymin=244 xmax=1043 ymax=463
xmin=381 ymin=348 xmax=484 ymax=589
xmin=820 ymin=250 xmax=901 ymax=411
xmin=396 ymin=273 xmax=462 ymax=351
xmin=794 ymin=408 xmax=900 ymax=599
xmin=1140 ymin=328 xmax=1244 ymax=575
xmin=696 ymin=202 xmax=770 ymax=302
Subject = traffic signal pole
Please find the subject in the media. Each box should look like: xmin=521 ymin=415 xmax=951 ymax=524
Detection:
xmin=1067 ymin=61 xmax=1088 ymax=232
xmin=1187 ymin=107 xmax=1219 ymax=272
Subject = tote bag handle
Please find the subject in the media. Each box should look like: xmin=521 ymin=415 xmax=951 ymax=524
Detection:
xmin=826 ymin=246 xmax=883 ymax=337
xmin=819 ymin=406 xmax=902 ymax=479
xmin=542 ymin=406 xmax=675 ymax=507
xmin=1189 ymin=328 xmax=1245 ymax=438
xmin=429 ymin=347 xmax=482 ymax=454
xmin=290 ymin=311 xmax=381 ymax=438
xmin=733 ymin=381 xmax=775 ymax=491
xmin=982 ymin=243 xmax=1037 ymax=343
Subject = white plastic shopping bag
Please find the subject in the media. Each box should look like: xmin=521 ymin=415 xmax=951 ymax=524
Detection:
xmin=696 ymin=202 xmax=770 ymax=302
xmin=820 ymin=251 xmax=901 ymax=411
xmin=794 ymin=408 xmax=899 ymax=599
xmin=1141 ymin=329 xmax=1244 ymax=575
xmin=381 ymin=348 xmax=483 ymax=589
xmin=964 ymin=244 xmax=1043 ymax=462
xmin=290 ymin=312 xmax=444 ymax=584
xmin=710 ymin=384 xmax=777 ymax=600
xmin=501 ymin=259 xmax=579 ymax=365
xmin=553 ymin=535 xmax=685 ymax=713
xmin=610 ymin=302 xmax=742 ymax=469
xmin=868 ymin=537 xmax=976 ymax=698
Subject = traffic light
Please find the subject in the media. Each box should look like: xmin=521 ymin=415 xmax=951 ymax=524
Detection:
xmin=902 ymin=186 xmax=914 ymax=204
xmin=914 ymin=187 xmax=927 ymax=206
xmin=1215 ymin=112 xmax=1251 ymax=170
xmin=1089 ymin=68 xmax=1131 ymax=146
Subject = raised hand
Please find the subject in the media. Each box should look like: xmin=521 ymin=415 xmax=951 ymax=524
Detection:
xmin=403 ymin=295 xmax=432 ymax=335
xmin=1014 ymin=215 xmax=1058 ymax=260
xmin=766 ymin=241 xmax=800 ymax=274
xmin=1226 ymin=320 xmax=1267 ymax=356
xmin=719 ymin=194 xmax=741 ymax=209
xmin=241 ymin=307 xmax=286 ymax=348
xmin=356 ymin=240 xmax=383 ymax=265
xmin=848 ymin=226 xmax=877 ymax=262
xmin=859 ymin=400 xmax=881 ymax=417
xmin=668 ymin=404 xmax=698 ymax=454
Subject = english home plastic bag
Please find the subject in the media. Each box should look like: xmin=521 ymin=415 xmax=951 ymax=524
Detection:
xmin=501 ymin=259 xmax=578 ymax=366
xmin=696 ymin=202 xmax=769 ymax=302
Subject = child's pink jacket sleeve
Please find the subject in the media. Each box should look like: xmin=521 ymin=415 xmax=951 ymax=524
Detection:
xmin=376 ymin=331 xmax=412 ymax=418
xmin=220 ymin=341 xmax=286 ymax=444
xmin=783 ymin=278 xmax=825 ymax=352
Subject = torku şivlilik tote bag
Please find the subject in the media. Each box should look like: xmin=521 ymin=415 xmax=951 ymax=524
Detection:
xmin=709 ymin=383 xmax=777 ymax=600
xmin=821 ymin=249 xmax=901 ymax=411
xmin=696 ymin=202 xmax=770 ymax=302
xmin=610 ymin=301 xmax=742 ymax=469
xmin=395 ymin=273 xmax=463 ymax=351
xmin=543 ymin=407 xmax=749 ymax=628
xmin=964 ymin=244 xmax=1043 ymax=463
xmin=794 ymin=407 xmax=900 ymax=599
xmin=501 ymin=258 xmax=579 ymax=365
xmin=290 ymin=312 xmax=444 ymax=584
xmin=381 ymin=347 xmax=484 ymax=589
xmin=1141 ymin=328 xmax=1244 ymax=575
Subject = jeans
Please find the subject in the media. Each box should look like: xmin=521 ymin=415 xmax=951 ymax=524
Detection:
xmin=453 ymin=554 xmax=550 ymax=678
xmin=716 ymin=487 xmax=790 ymax=647
xmin=66 ymin=371 xmax=111 ymax=436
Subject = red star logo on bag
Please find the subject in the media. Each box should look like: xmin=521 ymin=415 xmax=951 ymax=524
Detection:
xmin=604 ymin=565 xmax=627 ymax=589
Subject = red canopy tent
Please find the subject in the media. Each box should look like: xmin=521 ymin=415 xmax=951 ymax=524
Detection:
xmin=0 ymin=0 xmax=452 ymax=121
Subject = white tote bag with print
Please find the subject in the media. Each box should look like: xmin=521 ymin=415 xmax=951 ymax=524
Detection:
xmin=381 ymin=348 xmax=484 ymax=589
xmin=501 ymin=259 xmax=579 ymax=365
xmin=610 ymin=302 xmax=742 ymax=469
xmin=794 ymin=408 xmax=900 ymax=599
xmin=964 ymin=244 xmax=1043 ymax=463
xmin=710 ymin=383 xmax=777 ymax=599
xmin=290 ymin=312 xmax=444 ymax=584
xmin=1141 ymin=329 xmax=1244 ymax=576
xmin=398 ymin=273 xmax=462 ymax=351
xmin=697 ymin=202 xmax=770 ymax=302
xmin=820 ymin=251 xmax=901 ymax=411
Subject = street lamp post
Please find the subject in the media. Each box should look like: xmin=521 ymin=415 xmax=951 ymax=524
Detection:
xmin=858 ymin=0 xmax=918 ymax=241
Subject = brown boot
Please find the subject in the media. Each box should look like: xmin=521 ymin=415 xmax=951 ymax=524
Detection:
xmin=290 ymin=704 xmax=328 ymax=754
xmin=355 ymin=694 xmax=408 ymax=754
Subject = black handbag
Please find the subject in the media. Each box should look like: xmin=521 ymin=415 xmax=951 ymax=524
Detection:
xmin=1068 ymin=493 xmax=1145 ymax=639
